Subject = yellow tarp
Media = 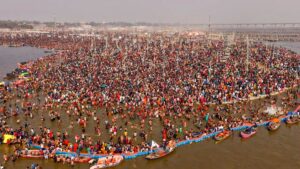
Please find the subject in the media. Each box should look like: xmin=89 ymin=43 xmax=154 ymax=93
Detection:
xmin=3 ymin=134 xmax=16 ymax=144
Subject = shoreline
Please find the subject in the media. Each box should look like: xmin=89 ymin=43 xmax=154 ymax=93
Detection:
xmin=0 ymin=45 xmax=55 ymax=81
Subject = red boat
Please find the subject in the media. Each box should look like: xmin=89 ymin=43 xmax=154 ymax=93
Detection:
xmin=240 ymin=127 xmax=257 ymax=139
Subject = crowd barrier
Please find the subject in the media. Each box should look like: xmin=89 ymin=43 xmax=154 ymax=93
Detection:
xmin=29 ymin=111 xmax=298 ymax=160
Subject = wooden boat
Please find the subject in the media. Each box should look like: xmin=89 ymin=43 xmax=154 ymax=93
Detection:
xmin=145 ymin=147 xmax=175 ymax=160
xmin=74 ymin=156 xmax=92 ymax=163
xmin=214 ymin=130 xmax=231 ymax=142
xmin=240 ymin=127 xmax=257 ymax=139
xmin=90 ymin=155 xmax=123 ymax=169
xmin=285 ymin=117 xmax=298 ymax=125
xmin=268 ymin=118 xmax=281 ymax=131
xmin=191 ymin=132 xmax=203 ymax=138
xmin=20 ymin=150 xmax=44 ymax=158
xmin=267 ymin=122 xmax=281 ymax=131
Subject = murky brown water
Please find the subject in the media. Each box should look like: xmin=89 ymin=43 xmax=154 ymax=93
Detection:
xmin=0 ymin=123 xmax=299 ymax=169
xmin=0 ymin=46 xmax=299 ymax=169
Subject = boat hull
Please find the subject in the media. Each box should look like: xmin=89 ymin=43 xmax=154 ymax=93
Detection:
xmin=240 ymin=130 xmax=257 ymax=139
xmin=285 ymin=118 xmax=298 ymax=125
xmin=20 ymin=150 xmax=44 ymax=158
xmin=214 ymin=131 xmax=231 ymax=141
xmin=90 ymin=155 xmax=123 ymax=169
xmin=268 ymin=122 xmax=281 ymax=131
xmin=145 ymin=148 xmax=175 ymax=160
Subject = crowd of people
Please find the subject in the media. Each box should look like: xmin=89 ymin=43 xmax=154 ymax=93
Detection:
xmin=0 ymin=30 xmax=299 ymax=167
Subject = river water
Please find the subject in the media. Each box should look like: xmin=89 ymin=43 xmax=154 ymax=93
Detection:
xmin=271 ymin=41 xmax=300 ymax=54
xmin=0 ymin=46 xmax=47 ymax=80
xmin=0 ymin=44 xmax=299 ymax=169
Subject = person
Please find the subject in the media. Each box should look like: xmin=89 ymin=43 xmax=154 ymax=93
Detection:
xmin=167 ymin=140 xmax=176 ymax=151
xmin=104 ymin=157 xmax=109 ymax=166
xmin=111 ymin=156 xmax=116 ymax=163
xmin=31 ymin=163 xmax=36 ymax=169
xmin=2 ymin=154 xmax=8 ymax=163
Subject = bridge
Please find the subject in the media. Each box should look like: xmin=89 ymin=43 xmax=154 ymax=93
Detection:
xmin=194 ymin=22 xmax=300 ymax=29
xmin=196 ymin=22 xmax=300 ymax=42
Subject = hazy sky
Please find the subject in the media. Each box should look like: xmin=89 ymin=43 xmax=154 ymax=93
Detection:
xmin=0 ymin=0 xmax=299 ymax=23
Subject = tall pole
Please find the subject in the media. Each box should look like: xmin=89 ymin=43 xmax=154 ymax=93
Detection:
xmin=105 ymin=37 xmax=108 ymax=49
xmin=208 ymin=16 xmax=212 ymax=80
xmin=116 ymin=39 xmax=119 ymax=50
xmin=52 ymin=16 xmax=56 ymax=33
xmin=208 ymin=16 xmax=211 ymax=36
xmin=246 ymin=35 xmax=249 ymax=73
xmin=90 ymin=33 xmax=94 ymax=51
xmin=145 ymin=36 xmax=149 ymax=65
xmin=123 ymin=46 xmax=127 ymax=70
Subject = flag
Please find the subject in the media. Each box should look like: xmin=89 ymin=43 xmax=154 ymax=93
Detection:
xmin=150 ymin=140 xmax=160 ymax=148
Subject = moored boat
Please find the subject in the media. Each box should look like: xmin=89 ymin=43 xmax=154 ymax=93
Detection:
xmin=146 ymin=140 xmax=176 ymax=160
xmin=192 ymin=132 xmax=203 ymax=138
xmin=214 ymin=130 xmax=231 ymax=142
xmin=267 ymin=122 xmax=281 ymax=131
xmin=240 ymin=127 xmax=257 ymax=139
xmin=20 ymin=150 xmax=44 ymax=158
xmin=90 ymin=155 xmax=123 ymax=169
xmin=145 ymin=147 xmax=175 ymax=160
xmin=285 ymin=117 xmax=298 ymax=125
xmin=267 ymin=118 xmax=281 ymax=131
xmin=74 ymin=156 xmax=92 ymax=163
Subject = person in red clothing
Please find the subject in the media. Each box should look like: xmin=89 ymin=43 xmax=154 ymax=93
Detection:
xmin=63 ymin=139 xmax=69 ymax=146
xmin=162 ymin=129 xmax=167 ymax=142
xmin=73 ymin=143 xmax=78 ymax=152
